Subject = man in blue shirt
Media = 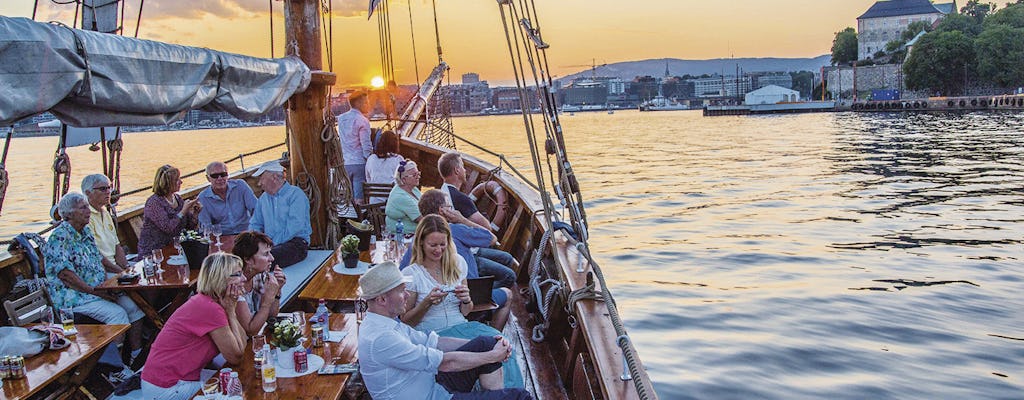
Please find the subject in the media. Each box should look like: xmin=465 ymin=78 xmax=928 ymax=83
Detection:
xmin=249 ymin=162 xmax=311 ymax=268
xmin=357 ymin=262 xmax=530 ymax=400
xmin=198 ymin=161 xmax=257 ymax=236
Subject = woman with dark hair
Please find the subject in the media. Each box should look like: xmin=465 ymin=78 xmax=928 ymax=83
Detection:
xmin=365 ymin=129 xmax=403 ymax=204
xmin=231 ymin=231 xmax=287 ymax=336
xmin=138 ymin=164 xmax=200 ymax=257
xmin=399 ymin=214 xmax=521 ymax=388
xmin=139 ymin=253 xmax=247 ymax=400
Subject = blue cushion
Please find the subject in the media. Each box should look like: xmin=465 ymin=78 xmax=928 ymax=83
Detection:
xmin=279 ymin=250 xmax=333 ymax=305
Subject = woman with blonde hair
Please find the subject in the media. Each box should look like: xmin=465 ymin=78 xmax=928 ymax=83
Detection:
xmin=399 ymin=214 xmax=522 ymax=388
xmin=139 ymin=253 xmax=248 ymax=400
xmin=138 ymin=164 xmax=200 ymax=257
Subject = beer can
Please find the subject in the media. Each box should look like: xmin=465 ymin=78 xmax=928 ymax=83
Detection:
xmin=293 ymin=349 xmax=308 ymax=373
xmin=254 ymin=351 xmax=264 ymax=377
xmin=9 ymin=356 xmax=25 ymax=379
xmin=311 ymin=325 xmax=324 ymax=347
xmin=0 ymin=355 xmax=10 ymax=379
xmin=219 ymin=368 xmax=233 ymax=395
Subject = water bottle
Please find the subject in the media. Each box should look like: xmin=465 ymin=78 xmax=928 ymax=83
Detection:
xmin=226 ymin=371 xmax=243 ymax=398
xmin=395 ymin=221 xmax=405 ymax=260
xmin=261 ymin=343 xmax=277 ymax=392
xmin=316 ymin=298 xmax=330 ymax=341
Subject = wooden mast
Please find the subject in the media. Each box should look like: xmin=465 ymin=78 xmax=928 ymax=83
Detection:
xmin=284 ymin=0 xmax=335 ymax=248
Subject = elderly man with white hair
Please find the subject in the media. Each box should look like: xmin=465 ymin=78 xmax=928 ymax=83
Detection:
xmin=43 ymin=192 xmax=145 ymax=383
xmin=357 ymin=262 xmax=531 ymax=400
xmin=81 ymin=174 xmax=128 ymax=273
xmin=248 ymin=163 xmax=311 ymax=268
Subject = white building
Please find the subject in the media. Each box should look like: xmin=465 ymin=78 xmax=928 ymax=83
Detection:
xmin=857 ymin=0 xmax=956 ymax=59
xmin=744 ymin=85 xmax=800 ymax=105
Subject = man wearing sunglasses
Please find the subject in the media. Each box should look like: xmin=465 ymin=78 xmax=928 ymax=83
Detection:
xmin=198 ymin=161 xmax=257 ymax=236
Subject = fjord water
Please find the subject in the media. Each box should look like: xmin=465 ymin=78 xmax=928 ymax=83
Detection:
xmin=3 ymin=110 xmax=1023 ymax=398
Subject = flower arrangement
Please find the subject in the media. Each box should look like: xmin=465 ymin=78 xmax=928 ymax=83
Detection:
xmin=270 ymin=319 xmax=303 ymax=349
xmin=179 ymin=229 xmax=209 ymax=243
xmin=340 ymin=234 xmax=360 ymax=256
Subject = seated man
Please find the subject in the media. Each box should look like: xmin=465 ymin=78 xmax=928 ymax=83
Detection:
xmin=403 ymin=189 xmax=516 ymax=295
xmin=198 ymin=161 xmax=257 ymax=236
xmin=44 ymin=192 xmax=145 ymax=382
xmin=81 ymin=174 xmax=128 ymax=273
xmin=437 ymin=152 xmax=493 ymax=230
xmin=357 ymin=262 xmax=531 ymax=400
xmin=248 ymin=163 xmax=311 ymax=268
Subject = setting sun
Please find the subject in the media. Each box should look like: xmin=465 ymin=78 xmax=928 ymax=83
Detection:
xmin=370 ymin=76 xmax=385 ymax=88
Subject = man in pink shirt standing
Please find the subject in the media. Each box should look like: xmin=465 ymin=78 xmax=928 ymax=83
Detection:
xmin=337 ymin=91 xmax=373 ymax=205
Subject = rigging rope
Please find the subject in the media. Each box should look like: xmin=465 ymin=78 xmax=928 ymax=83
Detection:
xmin=496 ymin=0 xmax=654 ymax=397
xmin=268 ymin=0 xmax=275 ymax=58
xmin=406 ymin=0 xmax=421 ymax=89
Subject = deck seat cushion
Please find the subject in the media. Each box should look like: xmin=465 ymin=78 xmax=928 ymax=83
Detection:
xmin=278 ymin=250 xmax=332 ymax=305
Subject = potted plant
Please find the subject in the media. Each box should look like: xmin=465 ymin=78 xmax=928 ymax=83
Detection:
xmin=178 ymin=230 xmax=209 ymax=270
xmin=340 ymin=234 xmax=361 ymax=268
xmin=270 ymin=319 xmax=304 ymax=371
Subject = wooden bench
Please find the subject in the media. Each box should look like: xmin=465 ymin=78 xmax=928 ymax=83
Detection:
xmin=279 ymin=250 xmax=333 ymax=307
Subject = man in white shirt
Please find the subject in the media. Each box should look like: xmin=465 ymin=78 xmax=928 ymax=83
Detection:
xmin=357 ymin=262 xmax=531 ymax=400
xmin=337 ymin=91 xmax=373 ymax=205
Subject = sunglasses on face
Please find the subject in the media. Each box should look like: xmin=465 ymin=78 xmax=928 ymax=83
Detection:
xmin=208 ymin=172 xmax=228 ymax=179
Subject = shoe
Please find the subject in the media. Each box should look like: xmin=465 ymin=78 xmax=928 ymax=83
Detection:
xmin=105 ymin=366 xmax=135 ymax=385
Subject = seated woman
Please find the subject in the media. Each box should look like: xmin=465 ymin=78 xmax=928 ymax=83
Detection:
xmin=138 ymin=164 xmax=200 ymax=257
xmin=384 ymin=159 xmax=423 ymax=234
xmin=399 ymin=215 xmax=521 ymax=388
xmin=231 ymin=231 xmax=287 ymax=336
xmin=364 ymin=129 xmax=403 ymax=204
xmin=140 ymin=253 xmax=247 ymax=400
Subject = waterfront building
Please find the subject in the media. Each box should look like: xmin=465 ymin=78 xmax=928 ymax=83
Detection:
xmin=447 ymin=78 xmax=492 ymax=114
xmin=750 ymin=72 xmax=793 ymax=90
xmin=693 ymin=75 xmax=753 ymax=98
xmin=462 ymin=72 xmax=480 ymax=84
xmin=857 ymin=0 xmax=956 ymax=59
xmin=492 ymin=86 xmax=539 ymax=112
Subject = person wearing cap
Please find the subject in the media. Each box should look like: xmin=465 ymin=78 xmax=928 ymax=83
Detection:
xmin=337 ymin=90 xmax=373 ymax=206
xmin=248 ymin=162 xmax=311 ymax=268
xmin=197 ymin=161 xmax=257 ymax=237
xmin=357 ymin=261 xmax=531 ymax=400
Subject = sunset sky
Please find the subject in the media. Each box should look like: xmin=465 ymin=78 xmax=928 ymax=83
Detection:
xmin=2 ymin=0 xmax=884 ymax=86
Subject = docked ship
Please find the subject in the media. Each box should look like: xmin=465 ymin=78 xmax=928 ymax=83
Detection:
xmin=0 ymin=1 xmax=656 ymax=399
xmin=638 ymin=95 xmax=689 ymax=111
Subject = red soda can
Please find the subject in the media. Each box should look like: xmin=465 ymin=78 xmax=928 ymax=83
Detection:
xmin=293 ymin=349 xmax=308 ymax=373
xmin=219 ymin=368 xmax=233 ymax=394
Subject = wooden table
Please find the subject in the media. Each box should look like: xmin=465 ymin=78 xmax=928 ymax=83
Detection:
xmin=96 ymin=245 xmax=199 ymax=329
xmin=0 ymin=324 xmax=129 ymax=400
xmin=202 ymin=313 xmax=360 ymax=400
xmin=297 ymin=241 xmax=393 ymax=304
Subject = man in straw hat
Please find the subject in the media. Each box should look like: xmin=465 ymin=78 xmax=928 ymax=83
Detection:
xmin=357 ymin=262 xmax=531 ymax=400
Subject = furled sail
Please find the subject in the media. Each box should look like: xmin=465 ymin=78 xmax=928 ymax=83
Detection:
xmin=0 ymin=16 xmax=311 ymax=127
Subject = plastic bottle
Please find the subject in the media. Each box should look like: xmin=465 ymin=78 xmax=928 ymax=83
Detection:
xmin=394 ymin=220 xmax=405 ymax=260
xmin=226 ymin=371 xmax=242 ymax=398
xmin=261 ymin=343 xmax=277 ymax=392
xmin=316 ymin=299 xmax=330 ymax=341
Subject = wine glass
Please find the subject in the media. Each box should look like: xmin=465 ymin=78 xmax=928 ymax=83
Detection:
xmin=152 ymin=249 xmax=165 ymax=274
xmin=172 ymin=236 xmax=184 ymax=259
xmin=211 ymin=224 xmax=223 ymax=251
xmin=40 ymin=307 xmax=54 ymax=327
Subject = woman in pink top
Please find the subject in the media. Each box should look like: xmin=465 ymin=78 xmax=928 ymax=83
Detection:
xmin=139 ymin=253 xmax=247 ymax=400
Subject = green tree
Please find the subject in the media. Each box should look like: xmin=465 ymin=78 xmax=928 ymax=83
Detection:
xmin=974 ymin=24 xmax=1024 ymax=86
xmin=901 ymin=20 xmax=934 ymax=42
xmin=831 ymin=27 xmax=858 ymax=65
xmin=935 ymin=13 xmax=984 ymax=36
xmin=904 ymin=30 xmax=976 ymax=95
xmin=961 ymin=0 xmax=998 ymax=24
xmin=789 ymin=71 xmax=816 ymax=99
xmin=983 ymin=3 xmax=1024 ymax=28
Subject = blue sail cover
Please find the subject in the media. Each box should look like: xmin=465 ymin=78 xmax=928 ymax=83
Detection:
xmin=0 ymin=16 xmax=311 ymax=127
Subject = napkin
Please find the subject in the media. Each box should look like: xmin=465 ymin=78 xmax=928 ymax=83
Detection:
xmin=325 ymin=331 xmax=348 ymax=343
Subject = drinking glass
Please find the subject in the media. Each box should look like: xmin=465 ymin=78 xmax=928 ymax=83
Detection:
xmin=40 ymin=307 xmax=54 ymax=326
xmin=201 ymin=380 xmax=220 ymax=399
xmin=59 ymin=307 xmax=76 ymax=334
xmin=292 ymin=311 xmax=306 ymax=329
xmin=252 ymin=334 xmax=266 ymax=354
xmin=172 ymin=236 xmax=184 ymax=259
xmin=211 ymin=224 xmax=223 ymax=251
xmin=152 ymin=249 xmax=165 ymax=274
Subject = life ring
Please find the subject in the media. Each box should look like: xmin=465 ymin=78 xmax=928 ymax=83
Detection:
xmin=471 ymin=180 xmax=509 ymax=231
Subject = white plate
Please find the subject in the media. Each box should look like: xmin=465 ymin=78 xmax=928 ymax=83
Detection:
xmin=275 ymin=354 xmax=324 ymax=378
xmin=332 ymin=261 xmax=370 ymax=275
xmin=167 ymin=255 xmax=188 ymax=266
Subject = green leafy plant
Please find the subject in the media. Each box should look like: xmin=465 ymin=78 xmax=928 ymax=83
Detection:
xmin=270 ymin=319 xmax=303 ymax=349
xmin=340 ymin=234 xmax=360 ymax=256
xmin=179 ymin=229 xmax=208 ymax=243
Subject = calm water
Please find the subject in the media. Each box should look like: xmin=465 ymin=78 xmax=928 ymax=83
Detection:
xmin=3 ymin=111 xmax=1024 ymax=399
